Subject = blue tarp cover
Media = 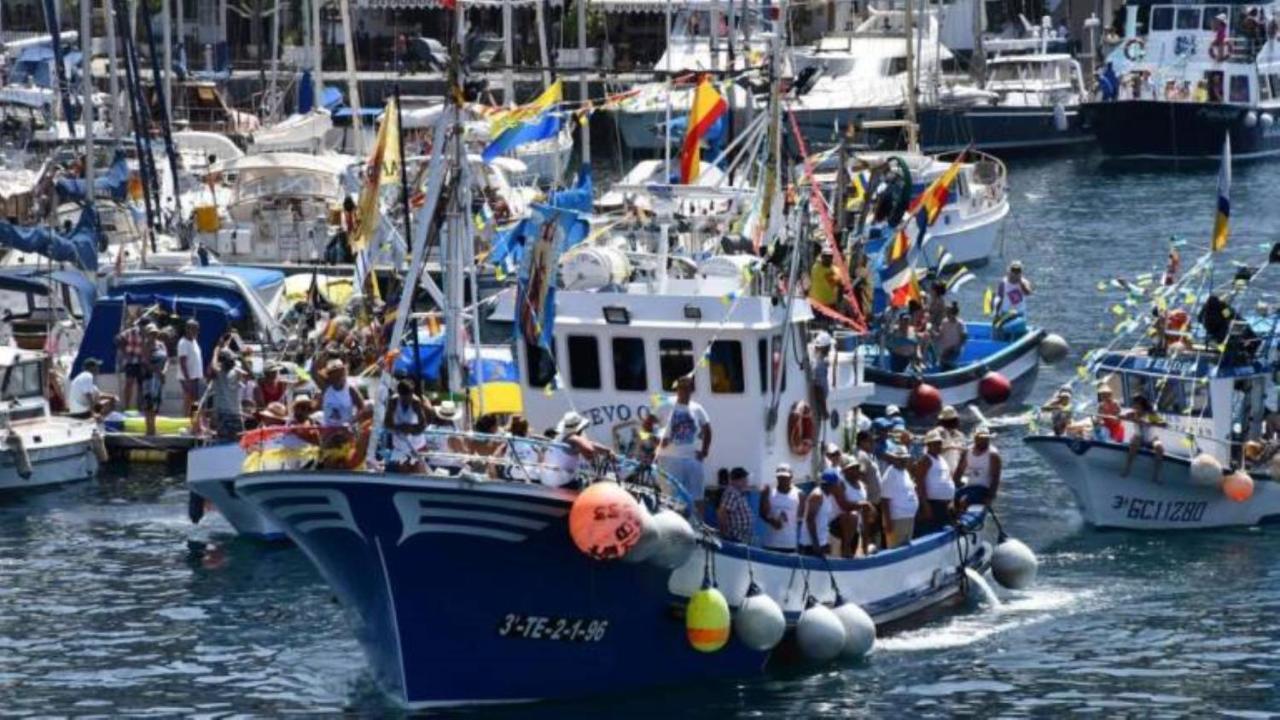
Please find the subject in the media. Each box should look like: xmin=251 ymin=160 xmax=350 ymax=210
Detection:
xmin=188 ymin=265 xmax=285 ymax=292
xmin=0 ymin=206 xmax=101 ymax=272
xmin=72 ymin=295 xmax=236 ymax=375
xmin=55 ymin=150 xmax=130 ymax=203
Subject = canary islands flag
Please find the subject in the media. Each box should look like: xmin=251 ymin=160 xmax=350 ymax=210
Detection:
xmin=1212 ymin=134 xmax=1231 ymax=252
xmin=679 ymin=76 xmax=728 ymax=184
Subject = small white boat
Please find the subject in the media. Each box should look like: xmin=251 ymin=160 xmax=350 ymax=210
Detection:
xmin=0 ymin=346 xmax=100 ymax=492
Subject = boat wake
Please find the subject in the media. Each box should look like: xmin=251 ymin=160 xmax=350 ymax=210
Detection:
xmin=876 ymin=585 xmax=1094 ymax=653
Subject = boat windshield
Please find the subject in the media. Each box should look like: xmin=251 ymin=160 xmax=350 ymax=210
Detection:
xmin=987 ymin=60 xmax=1075 ymax=85
xmin=1 ymin=361 xmax=43 ymax=402
xmin=237 ymin=170 xmax=337 ymax=201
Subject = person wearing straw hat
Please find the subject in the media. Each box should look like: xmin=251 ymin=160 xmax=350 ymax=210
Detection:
xmin=936 ymin=405 xmax=966 ymax=471
xmin=656 ymin=374 xmax=712 ymax=518
xmin=915 ymin=429 xmax=956 ymax=535
xmin=1092 ymin=380 xmax=1124 ymax=443
xmin=544 ymin=410 xmax=611 ymax=487
xmin=879 ymin=441 xmax=919 ymax=548
xmin=954 ymin=425 xmax=1001 ymax=510
xmin=140 ymin=323 xmax=168 ymax=437
xmin=808 ymin=244 xmax=841 ymax=308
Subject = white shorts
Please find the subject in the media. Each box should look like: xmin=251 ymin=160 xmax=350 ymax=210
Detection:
xmin=659 ymin=456 xmax=706 ymax=504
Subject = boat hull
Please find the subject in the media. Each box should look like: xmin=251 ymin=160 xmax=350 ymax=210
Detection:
xmin=187 ymin=443 xmax=286 ymax=540
xmin=1083 ymin=100 xmax=1280 ymax=161
xmin=234 ymin=472 xmax=993 ymax=707
xmin=1025 ymin=436 xmax=1280 ymax=529
xmin=863 ymin=326 xmax=1044 ymax=422
xmin=913 ymin=105 xmax=1092 ymax=155
xmin=0 ymin=430 xmax=98 ymax=492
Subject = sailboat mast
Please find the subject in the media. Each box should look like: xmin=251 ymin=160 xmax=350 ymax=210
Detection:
xmin=577 ymin=0 xmax=591 ymax=163
xmin=904 ymin=0 xmax=919 ymax=151
xmin=503 ymin=0 xmax=515 ymax=104
xmin=82 ymin=0 xmax=95 ymax=196
xmin=102 ymin=0 xmax=120 ymax=140
xmin=311 ymin=0 xmax=323 ymax=108
xmin=338 ymin=0 xmax=364 ymax=155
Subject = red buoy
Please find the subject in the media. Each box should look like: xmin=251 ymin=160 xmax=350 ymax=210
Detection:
xmin=978 ymin=371 xmax=1012 ymax=405
xmin=908 ymin=383 xmax=943 ymax=417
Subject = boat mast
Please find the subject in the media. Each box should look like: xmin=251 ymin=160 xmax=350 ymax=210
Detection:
xmin=663 ymin=0 xmax=673 ymax=180
xmin=503 ymin=0 xmax=515 ymax=104
xmin=268 ymin=0 xmax=282 ymax=120
xmin=577 ymin=0 xmax=591 ymax=164
xmin=904 ymin=0 xmax=919 ymax=152
xmin=311 ymin=0 xmax=323 ymax=110
xmin=102 ymin=0 xmax=121 ymax=140
xmin=162 ymin=0 xmax=172 ymax=121
xmin=338 ymin=0 xmax=364 ymax=154
xmin=82 ymin=0 xmax=95 ymax=199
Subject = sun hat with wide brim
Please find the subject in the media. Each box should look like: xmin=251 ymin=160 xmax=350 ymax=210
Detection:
xmin=555 ymin=411 xmax=591 ymax=437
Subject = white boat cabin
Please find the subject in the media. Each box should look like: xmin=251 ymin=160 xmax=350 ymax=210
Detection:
xmin=492 ymin=277 xmax=871 ymax=488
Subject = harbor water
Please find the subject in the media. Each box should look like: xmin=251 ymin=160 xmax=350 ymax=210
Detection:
xmin=5 ymin=155 xmax=1280 ymax=717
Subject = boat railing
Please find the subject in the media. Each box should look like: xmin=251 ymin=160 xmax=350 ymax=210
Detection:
xmin=238 ymin=424 xmax=692 ymax=510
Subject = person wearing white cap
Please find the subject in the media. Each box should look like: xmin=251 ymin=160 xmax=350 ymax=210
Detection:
xmin=954 ymin=425 xmax=1001 ymax=510
xmin=916 ymin=429 xmax=956 ymax=535
xmin=812 ymin=332 xmax=834 ymax=422
xmin=759 ymin=463 xmax=804 ymax=553
xmin=809 ymin=244 xmax=841 ymax=308
xmin=994 ymin=259 xmax=1032 ymax=319
xmin=656 ymin=374 xmax=712 ymax=518
xmin=823 ymin=441 xmax=844 ymax=471
xmin=879 ymin=441 xmax=919 ymax=548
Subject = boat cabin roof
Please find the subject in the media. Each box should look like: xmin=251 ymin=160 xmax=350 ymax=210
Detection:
xmin=0 ymin=345 xmax=47 ymax=368
xmin=1095 ymin=350 xmax=1275 ymax=380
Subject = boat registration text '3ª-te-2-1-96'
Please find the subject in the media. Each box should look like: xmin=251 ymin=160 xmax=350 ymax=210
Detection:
xmin=1111 ymin=495 xmax=1208 ymax=523
xmin=497 ymin=614 xmax=609 ymax=642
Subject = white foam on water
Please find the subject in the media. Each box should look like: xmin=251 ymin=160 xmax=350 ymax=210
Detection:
xmin=964 ymin=568 xmax=1002 ymax=608
xmin=877 ymin=586 xmax=1093 ymax=653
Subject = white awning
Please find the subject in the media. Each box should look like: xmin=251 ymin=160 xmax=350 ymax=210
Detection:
xmin=591 ymin=0 xmax=756 ymax=13
xmin=357 ymin=0 xmax=558 ymax=8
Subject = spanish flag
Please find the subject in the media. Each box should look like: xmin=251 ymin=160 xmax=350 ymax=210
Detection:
xmin=350 ymin=97 xmax=401 ymax=252
xmin=879 ymin=155 xmax=966 ymax=307
xmin=1212 ymin=134 xmax=1231 ymax=252
xmin=679 ymin=76 xmax=728 ymax=184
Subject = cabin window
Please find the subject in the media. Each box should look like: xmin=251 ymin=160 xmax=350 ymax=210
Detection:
xmin=1150 ymin=6 xmax=1174 ymax=31
xmin=2 ymin=362 xmax=42 ymax=400
xmin=1203 ymin=6 xmax=1228 ymax=30
xmin=612 ymin=337 xmax=648 ymax=391
xmin=1230 ymin=75 xmax=1251 ymax=103
xmin=1154 ymin=377 xmax=1184 ymax=414
xmin=708 ymin=341 xmax=744 ymax=394
xmin=659 ymin=339 xmax=695 ymax=391
xmin=567 ymin=335 xmax=601 ymax=390
xmin=1176 ymin=8 xmax=1200 ymax=30
xmin=525 ymin=342 xmax=557 ymax=388
xmin=886 ymin=57 xmax=908 ymax=76
xmin=1188 ymin=379 xmax=1212 ymax=417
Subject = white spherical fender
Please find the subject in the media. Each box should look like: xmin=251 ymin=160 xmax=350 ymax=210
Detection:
xmin=648 ymin=509 xmax=698 ymax=569
xmin=1262 ymin=113 xmax=1275 ymax=128
xmin=1038 ymin=333 xmax=1070 ymax=364
xmin=796 ymin=600 xmax=847 ymax=662
xmin=1189 ymin=453 xmax=1224 ymax=487
xmin=991 ymin=537 xmax=1039 ymax=590
xmin=734 ymin=586 xmax=787 ymax=651
xmin=832 ymin=600 xmax=877 ymax=659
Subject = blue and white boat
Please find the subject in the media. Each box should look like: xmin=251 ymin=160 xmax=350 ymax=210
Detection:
xmin=1025 ymin=242 xmax=1280 ymax=529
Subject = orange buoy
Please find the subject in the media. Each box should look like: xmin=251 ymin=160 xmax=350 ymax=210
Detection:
xmin=1223 ymin=471 xmax=1254 ymax=503
xmin=568 ymin=482 xmax=646 ymax=560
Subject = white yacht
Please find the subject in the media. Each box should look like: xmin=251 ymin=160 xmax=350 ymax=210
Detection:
xmin=0 ymin=346 xmax=100 ymax=493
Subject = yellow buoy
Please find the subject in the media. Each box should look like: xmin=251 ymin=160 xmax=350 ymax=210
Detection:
xmin=685 ymin=586 xmax=731 ymax=653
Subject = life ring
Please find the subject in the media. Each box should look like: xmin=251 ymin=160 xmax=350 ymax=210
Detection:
xmin=787 ymin=401 xmax=816 ymax=456
xmin=1123 ymin=38 xmax=1146 ymax=62
xmin=1209 ymin=39 xmax=1231 ymax=62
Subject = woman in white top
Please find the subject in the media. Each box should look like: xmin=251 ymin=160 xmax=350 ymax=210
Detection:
xmin=916 ymin=429 xmax=955 ymax=536
xmin=759 ymin=464 xmax=804 ymax=553
xmin=953 ymin=426 xmax=1002 ymax=510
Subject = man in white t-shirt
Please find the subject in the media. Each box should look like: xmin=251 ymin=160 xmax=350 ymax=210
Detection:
xmin=176 ymin=319 xmax=205 ymax=427
xmin=68 ymin=358 xmax=116 ymax=420
xmin=657 ymin=374 xmax=713 ymax=518
xmin=878 ymin=441 xmax=920 ymax=549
